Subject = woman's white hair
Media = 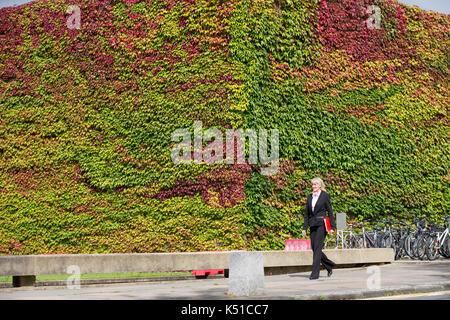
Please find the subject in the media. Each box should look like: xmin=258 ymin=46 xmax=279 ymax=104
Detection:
xmin=311 ymin=177 xmax=326 ymax=191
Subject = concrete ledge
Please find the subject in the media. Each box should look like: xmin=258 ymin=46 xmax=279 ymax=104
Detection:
xmin=0 ymin=252 xmax=232 ymax=276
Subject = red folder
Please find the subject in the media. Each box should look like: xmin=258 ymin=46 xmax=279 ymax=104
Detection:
xmin=323 ymin=217 xmax=331 ymax=232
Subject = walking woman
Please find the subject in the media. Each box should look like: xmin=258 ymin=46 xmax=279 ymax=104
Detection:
xmin=302 ymin=177 xmax=336 ymax=280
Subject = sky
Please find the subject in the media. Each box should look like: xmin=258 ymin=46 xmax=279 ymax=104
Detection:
xmin=399 ymin=0 xmax=450 ymax=14
xmin=0 ymin=0 xmax=449 ymax=14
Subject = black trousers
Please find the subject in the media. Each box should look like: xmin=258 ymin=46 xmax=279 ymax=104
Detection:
xmin=310 ymin=224 xmax=335 ymax=277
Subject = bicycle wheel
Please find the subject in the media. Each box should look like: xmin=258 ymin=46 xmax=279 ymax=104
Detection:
xmin=375 ymin=232 xmax=385 ymax=248
xmin=416 ymin=236 xmax=428 ymax=260
xmin=351 ymin=235 xmax=364 ymax=249
xmin=410 ymin=235 xmax=422 ymax=260
xmin=365 ymin=234 xmax=376 ymax=248
xmin=426 ymin=235 xmax=440 ymax=261
xmin=439 ymin=235 xmax=450 ymax=258
xmin=324 ymin=235 xmax=338 ymax=249
xmin=395 ymin=237 xmax=405 ymax=260
xmin=394 ymin=231 xmax=404 ymax=255
xmin=344 ymin=234 xmax=356 ymax=249
xmin=403 ymin=235 xmax=416 ymax=259
xmin=381 ymin=234 xmax=393 ymax=248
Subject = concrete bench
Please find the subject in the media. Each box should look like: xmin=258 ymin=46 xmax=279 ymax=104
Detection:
xmin=0 ymin=248 xmax=394 ymax=295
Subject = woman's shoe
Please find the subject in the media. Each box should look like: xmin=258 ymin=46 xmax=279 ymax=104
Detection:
xmin=327 ymin=269 xmax=333 ymax=277
xmin=309 ymin=275 xmax=319 ymax=280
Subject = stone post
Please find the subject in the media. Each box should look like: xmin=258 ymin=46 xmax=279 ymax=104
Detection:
xmin=228 ymin=251 xmax=264 ymax=296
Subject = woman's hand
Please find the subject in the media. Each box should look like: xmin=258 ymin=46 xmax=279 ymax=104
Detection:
xmin=302 ymin=230 xmax=307 ymax=237
xmin=329 ymin=229 xmax=336 ymax=234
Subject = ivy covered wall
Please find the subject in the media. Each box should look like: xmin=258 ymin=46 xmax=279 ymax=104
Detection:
xmin=0 ymin=0 xmax=448 ymax=254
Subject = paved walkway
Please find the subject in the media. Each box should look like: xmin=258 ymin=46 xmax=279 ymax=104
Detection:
xmin=1 ymin=260 xmax=449 ymax=300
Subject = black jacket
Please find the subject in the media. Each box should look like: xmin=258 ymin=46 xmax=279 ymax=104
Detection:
xmin=303 ymin=191 xmax=336 ymax=231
